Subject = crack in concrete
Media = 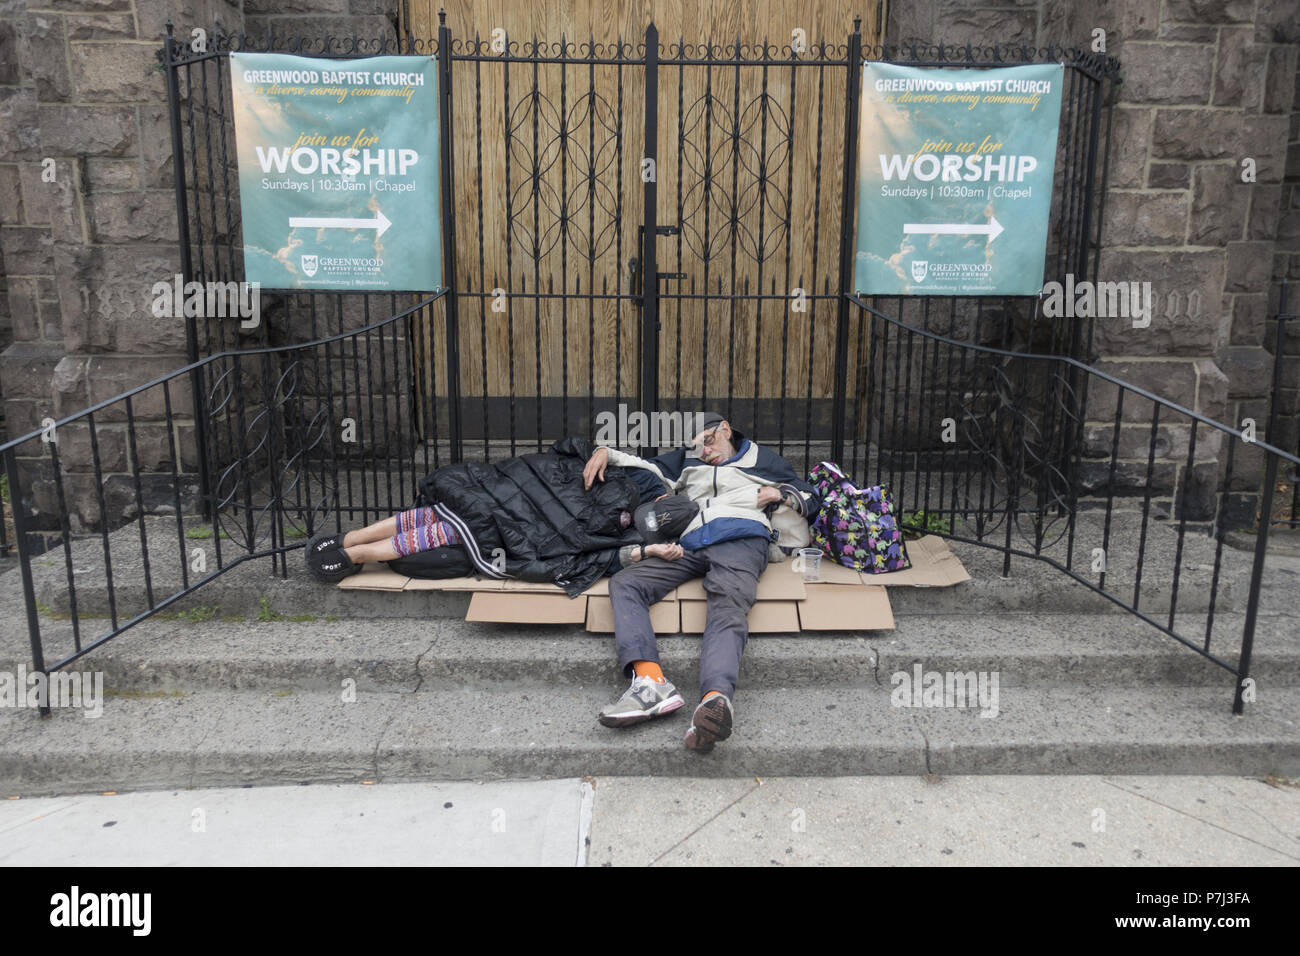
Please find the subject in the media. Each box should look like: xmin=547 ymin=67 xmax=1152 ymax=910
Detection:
xmin=915 ymin=715 xmax=932 ymax=775
xmin=868 ymin=644 xmax=882 ymax=685
xmin=187 ymin=690 xmax=229 ymax=791
xmin=371 ymin=711 xmax=399 ymax=783
xmin=411 ymin=639 xmax=437 ymax=694
xmin=648 ymin=780 xmax=764 ymax=866
xmin=1100 ymin=778 xmax=1300 ymax=862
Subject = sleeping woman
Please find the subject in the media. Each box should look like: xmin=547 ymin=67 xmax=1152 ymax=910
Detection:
xmin=304 ymin=437 xmax=691 ymax=596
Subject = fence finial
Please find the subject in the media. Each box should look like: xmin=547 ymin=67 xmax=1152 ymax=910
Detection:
xmin=165 ymin=19 xmax=174 ymax=37
xmin=853 ymin=15 xmax=861 ymax=33
xmin=439 ymin=8 xmax=446 ymax=25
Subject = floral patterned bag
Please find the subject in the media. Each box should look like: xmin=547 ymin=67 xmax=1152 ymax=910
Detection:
xmin=807 ymin=462 xmax=910 ymax=573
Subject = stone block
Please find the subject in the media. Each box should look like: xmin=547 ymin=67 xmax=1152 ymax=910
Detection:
xmin=1189 ymin=165 xmax=1248 ymax=245
xmin=1120 ymin=42 xmax=1212 ymax=105
xmin=1264 ymin=45 xmax=1298 ymax=113
xmin=1147 ymin=162 xmax=1189 ymax=189
xmin=1230 ymin=293 xmax=1269 ymax=345
xmin=1216 ymin=343 xmax=1268 ymax=400
xmin=86 ymin=191 xmax=180 ymax=244
xmin=1083 ymin=421 xmax=1223 ymax=462
xmin=0 ymin=343 xmax=62 ymax=409
xmin=1240 ymin=115 xmax=1292 ymax=183
xmin=0 ymin=89 xmax=43 ymax=160
xmin=1092 ymin=250 xmax=1230 ymax=357
xmin=1212 ymin=27 xmax=1266 ymax=108
xmin=70 ymin=42 xmax=167 ymax=103
xmin=1256 ymin=0 xmax=1300 ymax=42
xmin=1225 ymin=241 xmax=1275 ymax=293
xmin=1077 ymin=458 xmax=1178 ymax=497
xmin=1247 ymin=184 xmax=1283 ymax=241
xmin=1101 ymin=190 xmax=1188 ymax=246
xmin=38 ymin=1 xmax=133 ymax=10
xmin=0 ymin=163 xmax=23 ymax=225
xmin=1 ymin=227 xmax=55 ymax=276
xmin=83 ymin=159 xmax=141 ymax=191
xmin=63 ymin=13 xmax=138 ymax=39
xmin=1104 ymin=107 xmax=1152 ymax=189
xmin=1087 ymin=358 xmax=1198 ymax=421
xmin=136 ymin=0 xmax=244 ymax=44
xmin=1156 ymin=24 xmax=1218 ymax=42
xmin=51 ymin=354 xmax=194 ymax=423
xmin=1196 ymin=357 xmax=1232 ymax=419
xmin=1176 ymin=460 xmax=1226 ymax=521
xmin=19 ymin=14 xmax=73 ymax=101
xmin=245 ymin=0 xmax=348 ymax=12
xmin=1152 ymin=109 xmax=1240 ymax=161
xmin=139 ymin=104 xmax=176 ymax=189
xmin=0 ymin=20 xmax=21 ymax=85
xmin=36 ymin=104 xmax=139 ymax=156
xmin=5 ymin=276 xmax=40 ymax=342
xmin=57 ymin=422 xmax=128 ymax=473
xmin=1164 ymin=0 xmax=1254 ymax=22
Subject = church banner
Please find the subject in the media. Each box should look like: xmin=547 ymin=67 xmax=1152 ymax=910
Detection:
xmin=854 ymin=62 xmax=1064 ymax=296
xmin=230 ymin=52 xmax=442 ymax=291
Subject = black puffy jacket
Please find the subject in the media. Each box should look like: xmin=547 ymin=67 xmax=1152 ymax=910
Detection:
xmin=409 ymin=437 xmax=646 ymax=597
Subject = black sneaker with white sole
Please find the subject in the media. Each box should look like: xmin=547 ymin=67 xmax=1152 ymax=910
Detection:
xmin=305 ymin=532 xmax=359 ymax=583
xmin=684 ymin=694 xmax=734 ymax=752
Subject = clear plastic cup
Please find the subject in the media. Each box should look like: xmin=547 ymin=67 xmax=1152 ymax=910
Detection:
xmin=791 ymin=547 xmax=823 ymax=582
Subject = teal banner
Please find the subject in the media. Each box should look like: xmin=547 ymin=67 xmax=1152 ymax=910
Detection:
xmin=854 ymin=62 xmax=1063 ymax=296
xmin=230 ymin=52 xmax=441 ymax=291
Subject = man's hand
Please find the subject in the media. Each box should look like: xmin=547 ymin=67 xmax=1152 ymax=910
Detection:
xmin=583 ymin=446 xmax=609 ymax=489
xmin=644 ymin=542 xmax=684 ymax=561
xmin=756 ymin=486 xmax=782 ymax=508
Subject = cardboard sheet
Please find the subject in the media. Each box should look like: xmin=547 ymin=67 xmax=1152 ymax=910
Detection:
xmin=585 ymin=593 xmax=679 ymax=634
xmin=338 ymin=563 xmax=410 ymax=590
xmin=467 ymin=591 xmax=588 ymax=624
xmin=338 ymin=533 xmax=965 ymax=631
xmin=797 ymin=584 xmax=895 ymax=631
xmin=858 ymin=535 xmax=971 ymax=588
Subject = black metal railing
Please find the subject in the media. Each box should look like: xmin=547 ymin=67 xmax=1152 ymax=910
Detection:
xmin=847 ymin=288 xmax=1300 ymax=714
xmin=1 ymin=292 xmax=445 ymax=693
xmin=162 ymin=18 xmax=1117 ymax=482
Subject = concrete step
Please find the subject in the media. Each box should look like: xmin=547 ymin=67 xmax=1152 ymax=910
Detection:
xmin=2 ymin=683 xmax=1297 ymax=795
xmin=17 ymin=514 xmax=1300 ymax=622
xmin=14 ymin=610 xmax=1300 ymax=694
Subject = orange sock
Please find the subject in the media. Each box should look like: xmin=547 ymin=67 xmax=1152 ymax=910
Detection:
xmin=632 ymin=661 xmax=665 ymax=683
xmin=702 ymin=690 xmax=723 ymax=701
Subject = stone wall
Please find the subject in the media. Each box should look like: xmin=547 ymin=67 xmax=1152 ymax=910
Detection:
xmin=890 ymin=0 xmax=1300 ymax=522
xmin=0 ymin=0 xmax=402 ymax=531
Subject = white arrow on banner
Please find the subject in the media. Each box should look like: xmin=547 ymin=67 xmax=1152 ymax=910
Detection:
xmin=289 ymin=210 xmax=393 ymax=238
xmin=903 ymin=215 xmax=1004 ymax=243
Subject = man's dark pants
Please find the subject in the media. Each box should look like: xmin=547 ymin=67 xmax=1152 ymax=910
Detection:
xmin=609 ymin=536 xmax=769 ymax=700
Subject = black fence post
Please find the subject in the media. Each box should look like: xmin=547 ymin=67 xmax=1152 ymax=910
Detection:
xmin=1234 ymin=279 xmax=1289 ymax=714
xmin=438 ymin=10 xmax=463 ymax=462
xmin=164 ymin=23 xmax=213 ymax=520
xmin=639 ymin=22 xmax=661 ymax=459
xmin=4 ymin=446 xmax=49 ymax=716
xmin=832 ymin=18 xmax=863 ymax=467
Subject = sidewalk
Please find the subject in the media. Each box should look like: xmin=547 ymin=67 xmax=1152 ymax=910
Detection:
xmin=2 ymin=775 xmax=1296 ymax=866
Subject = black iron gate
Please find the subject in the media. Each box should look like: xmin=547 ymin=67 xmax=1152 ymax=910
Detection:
xmin=162 ymin=17 xmax=1118 ymax=541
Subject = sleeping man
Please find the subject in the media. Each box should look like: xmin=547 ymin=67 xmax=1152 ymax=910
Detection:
xmin=583 ymin=412 xmax=821 ymax=752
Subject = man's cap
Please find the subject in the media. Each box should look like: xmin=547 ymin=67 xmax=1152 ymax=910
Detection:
xmin=697 ymin=411 xmax=727 ymax=433
xmin=633 ymin=495 xmax=700 ymax=544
